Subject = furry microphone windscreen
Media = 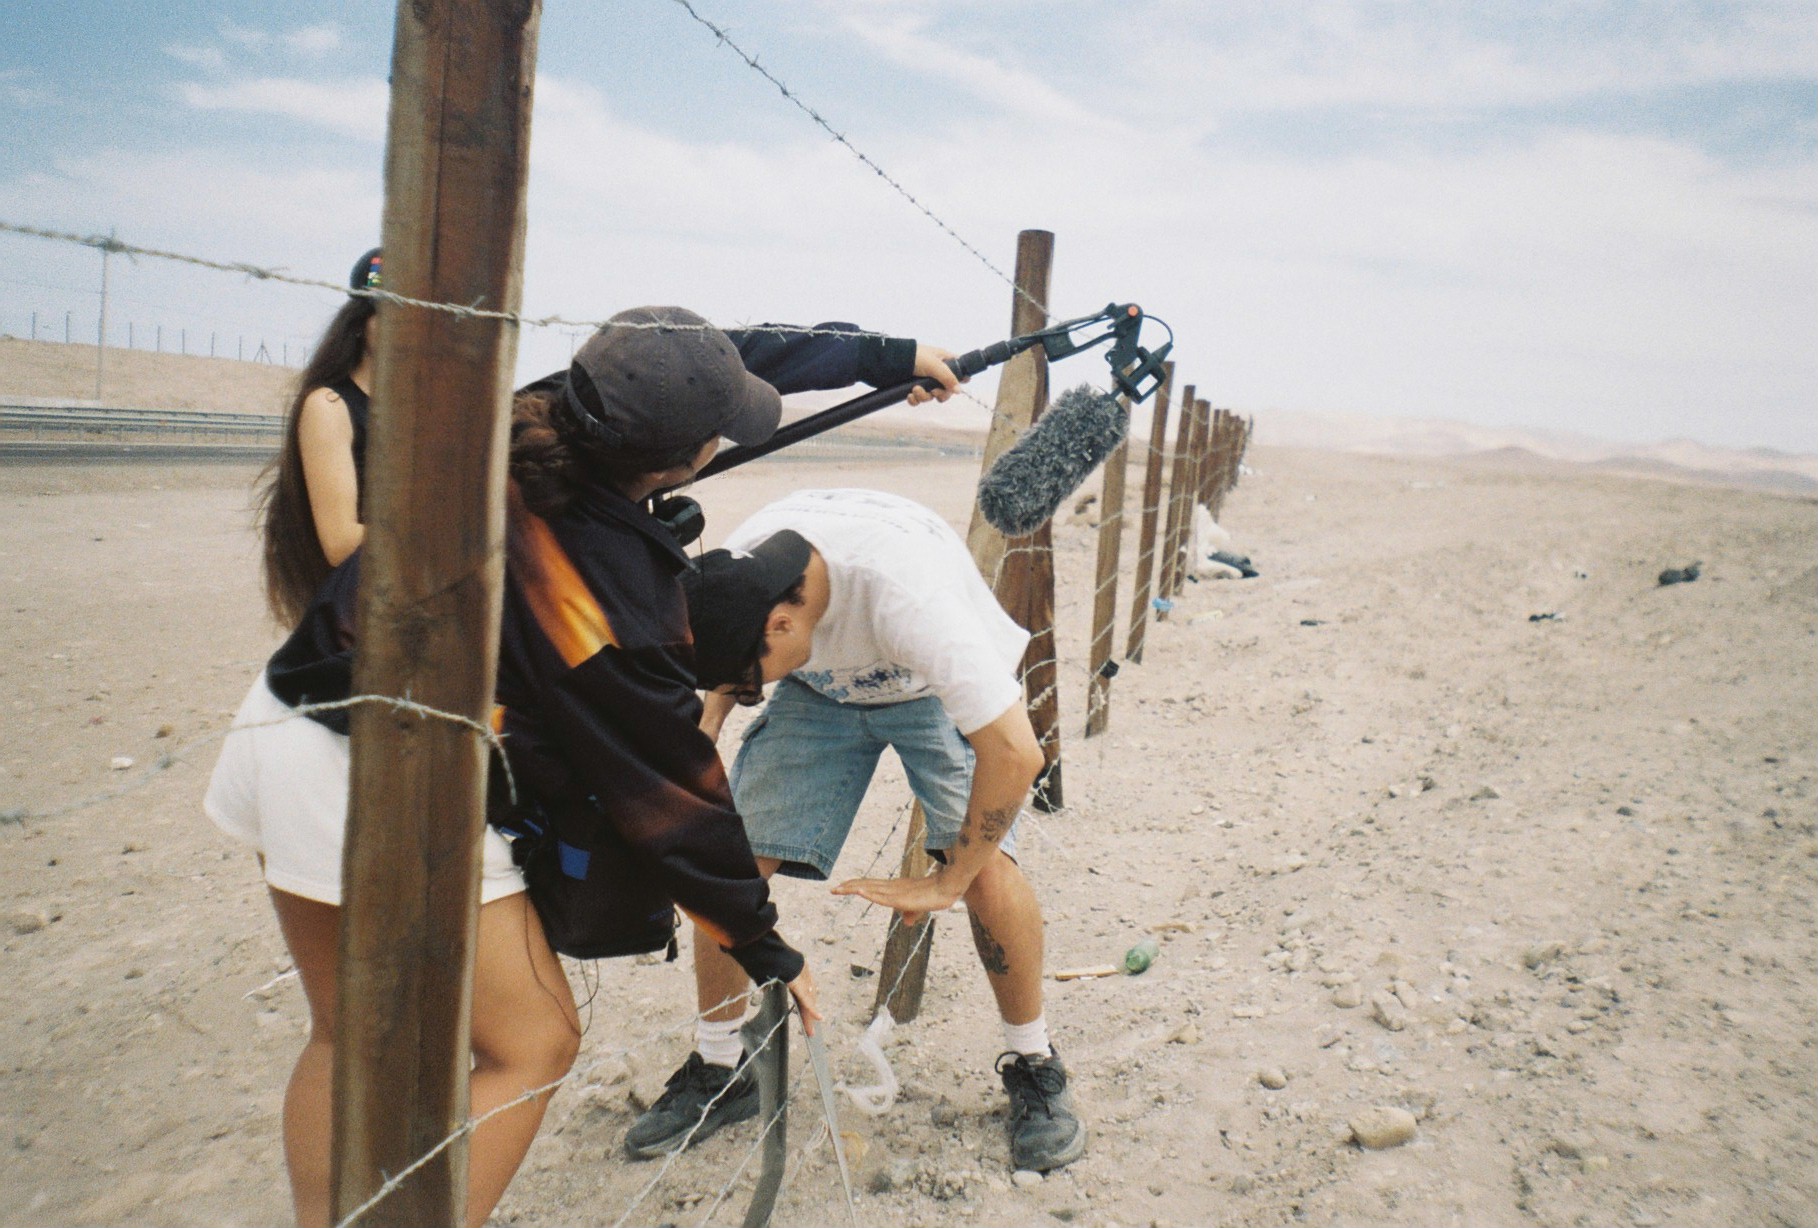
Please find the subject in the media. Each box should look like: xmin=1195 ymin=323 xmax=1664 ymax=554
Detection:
xmin=976 ymin=383 xmax=1128 ymax=537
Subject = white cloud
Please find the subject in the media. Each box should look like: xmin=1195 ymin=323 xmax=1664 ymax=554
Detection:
xmin=164 ymin=45 xmax=226 ymax=71
xmin=0 ymin=68 xmax=52 ymax=108
xmin=218 ymin=20 xmax=268 ymax=49
xmin=284 ymin=25 xmax=343 ymax=56
xmin=179 ymin=77 xmax=388 ymax=142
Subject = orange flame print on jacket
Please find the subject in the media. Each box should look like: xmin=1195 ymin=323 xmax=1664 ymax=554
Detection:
xmin=518 ymin=513 xmax=617 ymax=668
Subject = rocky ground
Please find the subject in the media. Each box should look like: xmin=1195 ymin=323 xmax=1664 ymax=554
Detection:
xmin=1 ymin=445 xmax=1813 ymax=1227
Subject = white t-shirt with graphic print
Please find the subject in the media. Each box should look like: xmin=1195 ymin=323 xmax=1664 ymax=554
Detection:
xmin=720 ymin=489 xmax=1029 ymax=735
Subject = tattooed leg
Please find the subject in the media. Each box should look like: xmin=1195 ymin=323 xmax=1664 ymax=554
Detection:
xmin=963 ymin=850 xmax=1045 ymax=1025
xmin=970 ymin=908 xmax=1011 ymax=976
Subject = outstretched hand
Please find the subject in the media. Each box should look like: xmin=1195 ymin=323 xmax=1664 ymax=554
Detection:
xmin=907 ymin=345 xmax=962 ymax=406
xmin=832 ymin=870 xmax=962 ymax=929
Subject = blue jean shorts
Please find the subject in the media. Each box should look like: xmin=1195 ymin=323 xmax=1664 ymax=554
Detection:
xmin=729 ymin=676 xmax=1020 ymax=881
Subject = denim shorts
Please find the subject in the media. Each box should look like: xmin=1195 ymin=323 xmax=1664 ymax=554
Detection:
xmin=729 ymin=676 xmax=1020 ymax=880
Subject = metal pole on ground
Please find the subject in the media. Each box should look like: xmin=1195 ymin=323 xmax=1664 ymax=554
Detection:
xmin=331 ymin=2 xmax=541 ymax=1224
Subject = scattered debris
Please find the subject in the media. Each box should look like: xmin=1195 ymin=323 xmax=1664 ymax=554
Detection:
xmin=1054 ymin=964 xmax=1122 ymax=981
xmin=1657 ymin=561 xmax=1702 ymax=586
xmin=1299 ymin=619 xmax=1324 ymax=627
xmin=1528 ymin=611 xmax=1562 ymax=622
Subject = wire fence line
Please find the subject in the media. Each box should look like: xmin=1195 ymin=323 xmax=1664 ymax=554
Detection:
xmin=665 ymin=0 xmax=1047 ymax=326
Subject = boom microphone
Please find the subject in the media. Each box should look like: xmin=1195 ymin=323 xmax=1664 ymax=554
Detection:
xmin=976 ymin=383 xmax=1128 ymax=536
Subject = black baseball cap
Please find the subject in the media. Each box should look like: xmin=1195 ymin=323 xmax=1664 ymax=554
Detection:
xmin=682 ymin=530 xmax=812 ymax=690
xmin=562 ymin=306 xmax=782 ymax=455
xmin=350 ymin=248 xmax=382 ymax=291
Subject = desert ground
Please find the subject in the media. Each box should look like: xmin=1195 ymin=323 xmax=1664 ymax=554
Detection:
xmin=1 ymin=364 xmax=1815 ymax=1227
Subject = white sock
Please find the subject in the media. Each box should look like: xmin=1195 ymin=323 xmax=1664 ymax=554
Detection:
xmin=1002 ymin=1016 xmax=1052 ymax=1058
xmin=696 ymin=1016 xmax=745 ymax=1068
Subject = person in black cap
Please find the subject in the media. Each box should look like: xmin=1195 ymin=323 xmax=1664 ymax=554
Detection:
xmin=208 ymin=306 xmax=954 ymax=1225
xmin=258 ymin=247 xmax=385 ymax=628
xmin=624 ymin=488 xmax=1088 ymax=1175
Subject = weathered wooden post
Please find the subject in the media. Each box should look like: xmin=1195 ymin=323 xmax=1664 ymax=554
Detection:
xmin=878 ymin=229 xmax=1059 ymax=1018
xmin=1156 ymin=381 xmax=1197 ymax=608
xmin=1083 ymin=402 xmax=1130 ymax=737
xmin=333 ymin=3 xmax=540 ymax=1225
xmin=1123 ymin=362 xmax=1173 ymax=662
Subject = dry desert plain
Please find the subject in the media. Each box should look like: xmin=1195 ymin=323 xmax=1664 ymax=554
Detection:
xmin=0 ymin=370 xmax=1815 ymax=1227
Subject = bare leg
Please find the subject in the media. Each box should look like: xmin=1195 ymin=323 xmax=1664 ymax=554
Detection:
xmin=694 ymin=857 xmax=782 ymax=1023
xmin=267 ymin=888 xmax=340 ymax=1228
xmin=962 ymin=851 xmax=1045 ymax=1026
xmin=267 ymin=889 xmax=579 ymax=1228
xmin=466 ymin=893 xmax=580 ymax=1226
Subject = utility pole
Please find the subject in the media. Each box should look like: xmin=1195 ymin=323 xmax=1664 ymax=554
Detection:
xmin=93 ymin=234 xmax=114 ymax=401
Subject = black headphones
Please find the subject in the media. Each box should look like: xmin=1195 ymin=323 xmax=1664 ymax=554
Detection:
xmin=649 ymin=494 xmax=706 ymax=548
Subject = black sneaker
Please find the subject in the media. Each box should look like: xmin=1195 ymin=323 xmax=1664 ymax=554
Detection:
xmin=624 ymin=1052 xmax=759 ymax=1160
xmin=997 ymin=1050 xmax=1087 ymax=1172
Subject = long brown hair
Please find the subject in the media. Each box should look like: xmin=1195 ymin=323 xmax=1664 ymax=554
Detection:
xmin=257 ymin=295 xmax=376 ymax=625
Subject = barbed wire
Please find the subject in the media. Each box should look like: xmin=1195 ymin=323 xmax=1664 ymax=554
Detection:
xmin=0 ymin=220 xmax=899 ymax=342
xmin=666 ymin=0 xmax=1047 ymax=325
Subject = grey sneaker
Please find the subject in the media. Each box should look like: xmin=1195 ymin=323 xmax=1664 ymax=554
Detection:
xmin=997 ymin=1050 xmax=1087 ymax=1171
xmin=624 ymin=1052 xmax=759 ymax=1159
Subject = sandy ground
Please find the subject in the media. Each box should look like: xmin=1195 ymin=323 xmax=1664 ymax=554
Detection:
xmin=1 ymin=442 xmax=1814 ymax=1228
xmin=0 ymin=337 xmax=295 ymax=413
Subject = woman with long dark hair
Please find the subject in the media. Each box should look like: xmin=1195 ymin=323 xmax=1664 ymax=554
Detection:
xmin=206 ymin=305 xmax=962 ymax=1226
xmin=259 ymin=249 xmax=382 ymax=626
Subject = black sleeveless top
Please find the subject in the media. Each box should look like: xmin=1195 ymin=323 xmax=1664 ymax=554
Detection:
xmin=327 ymin=378 xmax=371 ymax=516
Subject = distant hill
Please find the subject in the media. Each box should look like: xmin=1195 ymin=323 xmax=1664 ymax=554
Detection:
xmin=5 ymin=337 xmax=1809 ymax=495
xmin=0 ymin=336 xmax=295 ymax=415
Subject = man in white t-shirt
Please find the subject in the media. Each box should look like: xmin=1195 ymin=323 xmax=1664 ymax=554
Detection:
xmin=623 ymin=489 xmax=1086 ymax=1174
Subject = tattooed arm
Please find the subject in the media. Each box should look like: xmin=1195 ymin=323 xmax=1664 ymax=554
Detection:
xmin=833 ymin=701 xmax=1044 ymax=925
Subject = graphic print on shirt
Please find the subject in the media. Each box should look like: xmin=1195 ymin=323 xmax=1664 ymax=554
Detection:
xmin=796 ymin=661 xmax=916 ymax=704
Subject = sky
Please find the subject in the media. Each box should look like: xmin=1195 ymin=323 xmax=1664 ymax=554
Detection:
xmin=1 ymin=0 xmax=1814 ymax=452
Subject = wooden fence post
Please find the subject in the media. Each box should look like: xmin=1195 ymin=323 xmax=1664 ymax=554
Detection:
xmin=1123 ymin=362 xmax=1173 ymax=663
xmin=1084 ymin=401 xmax=1131 ymax=737
xmin=333 ymin=3 xmax=539 ymax=1225
xmin=1156 ymin=382 xmax=1196 ymax=607
xmin=878 ymin=228 xmax=1059 ymax=1019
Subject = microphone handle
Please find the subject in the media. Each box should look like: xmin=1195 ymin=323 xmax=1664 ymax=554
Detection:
xmin=694 ymin=338 xmax=1041 ymax=481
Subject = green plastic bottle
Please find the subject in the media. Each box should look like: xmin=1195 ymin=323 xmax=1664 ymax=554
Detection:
xmin=1124 ymin=937 xmax=1160 ymax=975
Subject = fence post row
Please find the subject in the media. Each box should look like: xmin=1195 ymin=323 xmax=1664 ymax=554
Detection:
xmin=1124 ymin=361 xmax=1174 ymax=663
xmin=331 ymin=2 xmax=540 ymax=1226
xmin=1083 ymin=390 xmax=1131 ymax=738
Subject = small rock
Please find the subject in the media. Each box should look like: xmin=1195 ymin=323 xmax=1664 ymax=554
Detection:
xmin=1332 ymin=984 xmax=1364 ymax=1009
xmin=1549 ymin=1132 xmax=1596 ymax=1160
xmin=1257 ymin=1067 xmax=1288 ymax=1090
xmin=1524 ymin=941 xmax=1566 ymax=970
xmin=1349 ymin=1105 xmax=1418 ymax=1150
xmin=1369 ymin=991 xmax=1408 ymax=1031
xmin=1168 ymin=1022 xmax=1201 ymax=1045
xmin=1011 ymin=1168 xmax=1044 ymax=1188
xmin=1228 ymin=1175 xmax=1255 ymax=1195
xmin=7 ymin=910 xmax=49 ymax=935
xmin=1230 ymin=1004 xmax=1264 ymax=1019
xmin=931 ymin=1101 xmax=961 ymax=1129
xmin=110 ymin=756 xmax=135 ymax=771
xmin=154 ymin=724 xmax=174 ymax=739
xmin=1470 ymin=785 xmax=1500 ymax=801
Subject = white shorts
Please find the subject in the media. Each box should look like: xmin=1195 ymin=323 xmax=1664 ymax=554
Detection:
xmin=204 ymin=674 xmax=524 ymax=907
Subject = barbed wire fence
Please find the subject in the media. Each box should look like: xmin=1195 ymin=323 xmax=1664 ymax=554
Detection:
xmin=0 ymin=2 xmax=1256 ymax=1223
